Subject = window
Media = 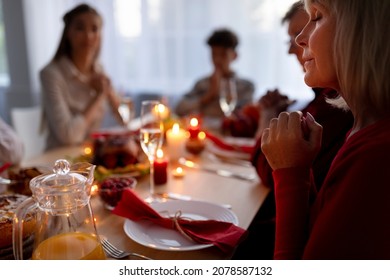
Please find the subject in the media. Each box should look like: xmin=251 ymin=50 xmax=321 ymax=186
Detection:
xmin=107 ymin=0 xmax=309 ymax=100
xmin=24 ymin=0 xmax=311 ymax=102
xmin=0 ymin=2 xmax=9 ymax=86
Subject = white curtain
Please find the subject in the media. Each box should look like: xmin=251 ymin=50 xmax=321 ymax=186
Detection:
xmin=23 ymin=0 xmax=312 ymax=105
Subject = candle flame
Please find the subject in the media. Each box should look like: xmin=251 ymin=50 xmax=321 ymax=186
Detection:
xmin=176 ymin=167 xmax=183 ymax=174
xmin=173 ymin=166 xmax=185 ymax=177
xmin=157 ymin=148 xmax=164 ymax=158
xmin=172 ymin=123 xmax=180 ymax=133
xmin=190 ymin=117 xmax=199 ymax=127
xmin=157 ymin=104 xmax=166 ymax=114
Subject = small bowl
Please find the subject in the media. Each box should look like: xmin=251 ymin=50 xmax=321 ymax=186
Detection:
xmin=185 ymin=138 xmax=205 ymax=155
xmin=98 ymin=175 xmax=137 ymax=210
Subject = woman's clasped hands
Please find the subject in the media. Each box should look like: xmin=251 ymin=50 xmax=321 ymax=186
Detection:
xmin=261 ymin=111 xmax=323 ymax=170
xmin=89 ymin=72 xmax=111 ymax=95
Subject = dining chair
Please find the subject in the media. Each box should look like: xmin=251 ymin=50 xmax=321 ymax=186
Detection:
xmin=11 ymin=106 xmax=46 ymax=160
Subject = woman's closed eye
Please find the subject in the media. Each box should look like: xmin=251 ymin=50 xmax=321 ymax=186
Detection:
xmin=310 ymin=10 xmax=322 ymax=22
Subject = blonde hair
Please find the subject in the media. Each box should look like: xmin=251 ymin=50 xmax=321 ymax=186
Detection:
xmin=304 ymin=0 xmax=390 ymax=118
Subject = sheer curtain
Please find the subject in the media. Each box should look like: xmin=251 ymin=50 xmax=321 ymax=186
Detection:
xmin=23 ymin=0 xmax=312 ymax=105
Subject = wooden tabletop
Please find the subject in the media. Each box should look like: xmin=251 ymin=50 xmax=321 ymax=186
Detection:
xmin=22 ymin=144 xmax=270 ymax=260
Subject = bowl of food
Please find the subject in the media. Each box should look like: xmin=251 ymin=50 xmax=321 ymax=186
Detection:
xmin=98 ymin=175 xmax=137 ymax=210
xmin=7 ymin=167 xmax=43 ymax=196
xmin=0 ymin=194 xmax=35 ymax=259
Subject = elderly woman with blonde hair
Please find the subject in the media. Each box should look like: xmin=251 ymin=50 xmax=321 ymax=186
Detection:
xmin=261 ymin=0 xmax=390 ymax=259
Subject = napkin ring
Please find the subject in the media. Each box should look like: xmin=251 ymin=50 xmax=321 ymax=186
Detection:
xmin=171 ymin=211 xmax=194 ymax=242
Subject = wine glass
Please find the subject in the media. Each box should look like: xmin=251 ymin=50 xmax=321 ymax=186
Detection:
xmin=139 ymin=100 xmax=164 ymax=203
xmin=118 ymin=97 xmax=134 ymax=129
xmin=219 ymin=77 xmax=238 ymax=117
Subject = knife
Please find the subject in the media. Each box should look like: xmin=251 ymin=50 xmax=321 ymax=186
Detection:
xmin=156 ymin=192 xmax=232 ymax=209
xmin=0 ymin=176 xmax=21 ymax=185
xmin=178 ymin=158 xmax=257 ymax=181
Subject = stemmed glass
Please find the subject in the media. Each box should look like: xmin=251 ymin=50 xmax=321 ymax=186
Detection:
xmin=219 ymin=77 xmax=238 ymax=117
xmin=118 ymin=97 xmax=134 ymax=129
xmin=139 ymin=100 xmax=164 ymax=203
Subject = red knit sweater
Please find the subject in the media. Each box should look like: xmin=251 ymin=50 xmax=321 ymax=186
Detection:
xmin=273 ymin=117 xmax=390 ymax=259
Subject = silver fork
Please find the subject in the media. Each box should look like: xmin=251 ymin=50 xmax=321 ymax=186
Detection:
xmin=100 ymin=237 xmax=153 ymax=260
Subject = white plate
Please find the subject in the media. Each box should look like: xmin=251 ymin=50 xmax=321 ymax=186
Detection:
xmin=206 ymin=137 xmax=254 ymax=160
xmin=123 ymin=200 xmax=238 ymax=251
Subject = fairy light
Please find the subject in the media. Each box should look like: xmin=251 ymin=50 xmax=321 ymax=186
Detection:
xmin=84 ymin=146 xmax=92 ymax=155
xmin=198 ymin=131 xmax=206 ymax=140
xmin=91 ymin=184 xmax=99 ymax=196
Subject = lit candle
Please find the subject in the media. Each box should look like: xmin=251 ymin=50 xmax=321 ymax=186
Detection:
xmin=153 ymin=149 xmax=168 ymax=185
xmin=172 ymin=167 xmax=185 ymax=178
xmin=166 ymin=123 xmax=187 ymax=162
xmin=157 ymin=104 xmax=170 ymax=120
xmin=188 ymin=117 xmax=200 ymax=139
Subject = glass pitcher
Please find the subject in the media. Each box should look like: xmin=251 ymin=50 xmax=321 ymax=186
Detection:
xmin=13 ymin=159 xmax=106 ymax=260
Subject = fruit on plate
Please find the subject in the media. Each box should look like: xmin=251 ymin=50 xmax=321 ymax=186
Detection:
xmin=98 ymin=176 xmax=137 ymax=209
xmin=92 ymin=132 xmax=140 ymax=169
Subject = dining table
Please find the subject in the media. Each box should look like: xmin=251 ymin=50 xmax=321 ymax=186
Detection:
xmin=21 ymin=138 xmax=270 ymax=260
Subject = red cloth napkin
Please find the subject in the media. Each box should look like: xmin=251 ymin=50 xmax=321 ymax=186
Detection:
xmin=0 ymin=162 xmax=11 ymax=173
xmin=112 ymin=189 xmax=247 ymax=254
xmin=205 ymin=132 xmax=254 ymax=154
